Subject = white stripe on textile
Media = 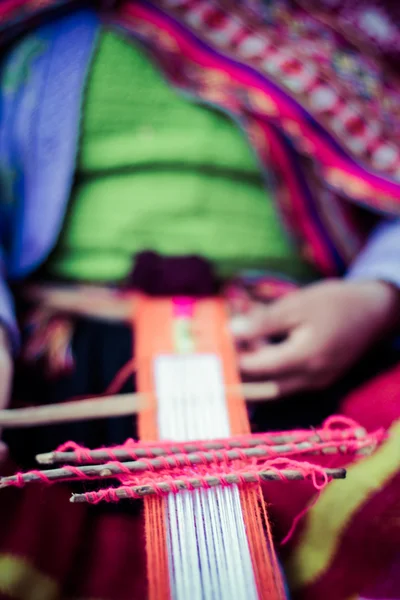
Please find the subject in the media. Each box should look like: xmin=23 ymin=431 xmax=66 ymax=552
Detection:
xmin=154 ymin=354 xmax=259 ymax=600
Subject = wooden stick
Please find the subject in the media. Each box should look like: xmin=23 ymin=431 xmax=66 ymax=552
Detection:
xmin=0 ymin=382 xmax=281 ymax=429
xmin=0 ymin=394 xmax=147 ymax=428
xmin=0 ymin=445 xmax=352 ymax=488
xmin=24 ymin=284 xmax=135 ymax=322
xmin=36 ymin=434 xmax=374 ymax=466
xmin=70 ymin=467 xmax=347 ymax=502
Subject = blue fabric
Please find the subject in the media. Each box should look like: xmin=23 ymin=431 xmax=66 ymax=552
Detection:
xmin=0 ymin=10 xmax=98 ymax=347
xmin=346 ymin=218 xmax=400 ymax=285
xmin=5 ymin=10 xmax=99 ymax=276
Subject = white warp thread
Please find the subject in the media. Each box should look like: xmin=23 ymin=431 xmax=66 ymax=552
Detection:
xmin=154 ymin=354 xmax=259 ymax=600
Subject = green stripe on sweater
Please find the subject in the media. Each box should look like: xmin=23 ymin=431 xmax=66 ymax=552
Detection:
xmin=49 ymin=31 xmax=311 ymax=282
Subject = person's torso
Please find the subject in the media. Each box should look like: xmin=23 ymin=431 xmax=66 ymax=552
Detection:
xmin=47 ymin=30 xmax=313 ymax=282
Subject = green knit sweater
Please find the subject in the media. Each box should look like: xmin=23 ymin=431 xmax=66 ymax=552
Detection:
xmin=48 ymin=31 xmax=309 ymax=282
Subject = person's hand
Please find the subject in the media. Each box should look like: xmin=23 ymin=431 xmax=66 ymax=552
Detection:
xmin=231 ymin=280 xmax=400 ymax=398
xmin=0 ymin=326 xmax=12 ymax=463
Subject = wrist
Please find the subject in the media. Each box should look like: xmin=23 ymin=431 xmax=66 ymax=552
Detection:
xmin=354 ymin=280 xmax=400 ymax=331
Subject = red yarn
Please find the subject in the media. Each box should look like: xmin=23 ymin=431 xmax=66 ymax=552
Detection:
xmin=53 ymin=417 xmax=384 ymax=466
xmin=55 ymin=436 xmax=376 ymax=463
xmin=56 ymin=441 xmax=94 ymax=463
xmin=323 ymin=415 xmax=362 ymax=431
xmin=280 ymin=491 xmax=322 ymax=546
xmin=70 ymin=458 xmax=336 ymax=504
xmin=15 ymin=473 xmax=25 ymax=488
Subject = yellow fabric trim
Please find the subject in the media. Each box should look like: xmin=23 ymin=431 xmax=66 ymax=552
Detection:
xmin=0 ymin=554 xmax=59 ymax=600
xmin=286 ymin=420 xmax=400 ymax=589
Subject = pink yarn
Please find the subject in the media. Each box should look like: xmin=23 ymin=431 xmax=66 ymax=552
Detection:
xmin=7 ymin=416 xmax=381 ymax=544
xmin=53 ymin=416 xmax=384 ymax=467
xmin=71 ymin=458 xmax=336 ymax=503
xmin=172 ymin=297 xmax=194 ymax=318
xmin=56 ymin=441 xmax=94 ymax=463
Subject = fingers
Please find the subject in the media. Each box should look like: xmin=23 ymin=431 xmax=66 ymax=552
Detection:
xmin=231 ymin=301 xmax=291 ymax=342
xmin=243 ymin=376 xmax=309 ymax=400
xmin=271 ymin=375 xmax=310 ymax=398
xmin=238 ymin=330 xmax=307 ymax=377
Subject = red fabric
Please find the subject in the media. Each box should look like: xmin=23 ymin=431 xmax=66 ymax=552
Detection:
xmin=299 ymin=472 xmax=400 ymax=600
xmin=341 ymin=361 xmax=400 ymax=432
xmin=264 ymin=364 xmax=400 ymax=600
xmin=0 ymin=461 xmax=148 ymax=600
xmin=0 ymin=374 xmax=398 ymax=598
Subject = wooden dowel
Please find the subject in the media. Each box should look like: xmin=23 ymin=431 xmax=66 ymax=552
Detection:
xmin=0 ymin=382 xmax=280 ymax=429
xmin=0 ymin=394 xmax=147 ymax=428
xmin=70 ymin=467 xmax=347 ymax=502
xmin=36 ymin=434 xmax=374 ymax=466
xmin=0 ymin=445 xmax=351 ymax=488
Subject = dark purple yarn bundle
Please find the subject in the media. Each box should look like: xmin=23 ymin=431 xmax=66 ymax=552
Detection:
xmin=128 ymin=251 xmax=219 ymax=297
